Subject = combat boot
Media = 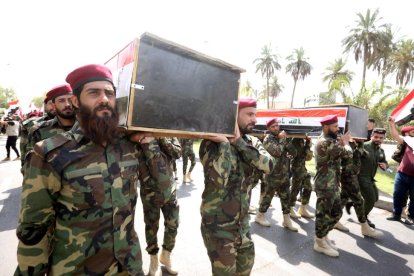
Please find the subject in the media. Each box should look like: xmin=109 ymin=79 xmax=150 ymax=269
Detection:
xmin=314 ymin=237 xmax=339 ymax=257
xmin=324 ymin=234 xmax=337 ymax=250
xmin=298 ymin=204 xmax=314 ymax=218
xmin=334 ymin=221 xmax=349 ymax=232
xmin=361 ymin=222 xmax=383 ymax=238
xmin=159 ymin=249 xmax=178 ymax=275
xmin=289 ymin=207 xmax=301 ymax=218
xmin=186 ymin=172 xmax=193 ymax=182
xmin=255 ymin=212 xmax=271 ymax=227
xmin=148 ymin=254 xmax=159 ymax=276
xmin=282 ymin=214 xmax=298 ymax=232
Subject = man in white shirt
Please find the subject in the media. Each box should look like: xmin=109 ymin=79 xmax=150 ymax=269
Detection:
xmin=1 ymin=114 xmax=21 ymax=161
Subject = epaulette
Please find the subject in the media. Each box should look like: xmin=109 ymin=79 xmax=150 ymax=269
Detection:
xmin=33 ymin=132 xmax=73 ymax=159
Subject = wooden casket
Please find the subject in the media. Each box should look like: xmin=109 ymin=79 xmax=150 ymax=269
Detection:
xmin=105 ymin=32 xmax=245 ymax=137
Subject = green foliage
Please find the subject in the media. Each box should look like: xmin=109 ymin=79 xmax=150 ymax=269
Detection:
xmin=32 ymin=95 xmax=46 ymax=108
xmin=0 ymin=86 xmax=17 ymax=108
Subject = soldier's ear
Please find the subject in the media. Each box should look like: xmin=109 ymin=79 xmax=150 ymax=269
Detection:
xmin=71 ymin=95 xmax=79 ymax=109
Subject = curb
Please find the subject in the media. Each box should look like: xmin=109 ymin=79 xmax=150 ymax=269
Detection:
xmin=375 ymin=196 xmax=393 ymax=213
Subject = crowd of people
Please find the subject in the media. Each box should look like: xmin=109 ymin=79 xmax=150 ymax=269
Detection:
xmin=4 ymin=63 xmax=413 ymax=275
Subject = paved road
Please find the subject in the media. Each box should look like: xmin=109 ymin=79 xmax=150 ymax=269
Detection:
xmin=0 ymin=135 xmax=413 ymax=276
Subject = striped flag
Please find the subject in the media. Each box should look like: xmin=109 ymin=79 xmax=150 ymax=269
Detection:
xmin=391 ymin=89 xmax=414 ymax=125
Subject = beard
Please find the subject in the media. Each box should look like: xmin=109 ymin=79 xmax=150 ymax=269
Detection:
xmin=46 ymin=110 xmax=56 ymax=119
xmin=327 ymin=129 xmax=338 ymax=140
xmin=239 ymin=122 xmax=255 ymax=134
xmin=78 ymin=103 xmax=119 ymax=146
xmin=56 ymin=107 xmax=75 ymax=120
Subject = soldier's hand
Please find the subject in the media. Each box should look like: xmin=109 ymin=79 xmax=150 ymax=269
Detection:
xmin=130 ymin=132 xmax=154 ymax=144
xmin=340 ymin=130 xmax=352 ymax=145
xmin=278 ymin=130 xmax=287 ymax=139
xmin=388 ymin=116 xmax=396 ymax=125
xmin=378 ymin=162 xmax=388 ymax=170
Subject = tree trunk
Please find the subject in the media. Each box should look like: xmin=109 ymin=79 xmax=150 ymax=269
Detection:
xmin=266 ymin=78 xmax=270 ymax=109
xmin=290 ymin=79 xmax=297 ymax=108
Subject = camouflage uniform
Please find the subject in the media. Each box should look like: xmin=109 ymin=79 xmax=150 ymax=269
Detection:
xmin=15 ymin=122 xmax=171 ymax=275
xmin=358 ymin=141 xmax=388 ymax=216
xmin=340 ymin=141 xmax=366 ymax=223
xmin=199 ymin=135 xmax=274 ymax=275
xmin=290 ymin=138 xmax=313 ymax=207
xmin=24 ymin=117 xmax=73 ymax=165
xmin=140 ymin=137 xmax=181 ymax=255
xmin=314 ymin=134 xmax=352 ymax=238
xmin=179 ymin=138 xmax=196 ymax=175
xmin=259 ymin=133 xmax=296 ymax=214
xmin=19 ymin=116 xmax=44 ymax=165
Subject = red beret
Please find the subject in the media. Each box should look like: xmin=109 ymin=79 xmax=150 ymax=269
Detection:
xmin=320 ymin=115 xmax=338 ymax=126
xmin=238 ymin=97 xmax=257 ymax=109
xmin=46 ymin=84 xmax=72 ymax=102
xmin=401 ymin=126 xmax=414 ymax=135
xmin=266 ymin=118 xmax=278 ymax=128
xmin=65 ymin=64 xmax=113 ymax=94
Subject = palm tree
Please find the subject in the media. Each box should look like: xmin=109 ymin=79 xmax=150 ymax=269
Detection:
xmin=370 ymin=24 xmax=396 ymax=91
xmin=342 ymin=8 xmax=388 ymax=92
xmin=285 ymin=47 xmax=312 ymax=107
xmin=322 ymin=58 xmax=354 ymax=103
xmin=254 ymin=44 xmax=281 ymax=109
xmin=388 ymin=39 xmax=414 ymax=87
xmin=268 ymin=76 xmax=284 ymax=108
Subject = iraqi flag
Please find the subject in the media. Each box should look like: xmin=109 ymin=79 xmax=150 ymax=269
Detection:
xmin=7 ymin=99 xmax=19 ymax=107
xmin=391 ymin=89 xmax=414 ymax=125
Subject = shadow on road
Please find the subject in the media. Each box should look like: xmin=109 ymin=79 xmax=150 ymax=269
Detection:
xmin=0 ymin=186 xmax=21 ymax=232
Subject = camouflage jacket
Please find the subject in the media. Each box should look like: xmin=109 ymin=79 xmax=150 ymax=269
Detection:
xmin=290 ymin=137 xmax=311 ymax=177
xmin=358 ymin=141 xmax=388 ymax=182
xmin=15 ymin=123 xmax=170 ymax=276
xmin=19 ymin=116 xmax=42 ymax=165
xmin=24 ymin=117 xmax=73 ymax=163
xmin=314 ymin=134 xmax=353 ymax=191
xmin=341 ymin=141 xmax=364 ymax=176
xmin=179 ymin=138 xmax=194 ymax=152
xmin=139 ymin=137 xmax=181 ymax=201
xmin=263 ymin=133 xmax=296 ymax=180
xmin=199 ymin=135 xmax=274 ymax=237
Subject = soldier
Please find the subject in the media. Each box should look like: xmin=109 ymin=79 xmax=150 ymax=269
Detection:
xmin=199 ymin=98 xmax=275 ymax=275
xmin=179 ymin=137 xmax=196 ymax=183
xmin=15 ymin=64 xmax=171 ymax=275
xmin=19 ymin=95 xmax=56 ymax=165
xmin=23 ymin=84 xmax=75 ymax=166
xmin=387 ymin=119 xmax=414 ymax=225
xmin=338 ymin=139 xmax=383 ymax=237
xmin=290 ymin=136 xmax=314 ymax=219
xmin=313 ymin=115 xmax=352 ymax=257
xmin=255 ymin=118 xmax=298 ymax=231
xmin=141 ymin=137 xmax=181 ymax=275
xmin=358 ymin=128 xmax=389 ymax=228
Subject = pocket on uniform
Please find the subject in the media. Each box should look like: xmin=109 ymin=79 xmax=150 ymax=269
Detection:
xmin=62 ymin=166 xmax=104 ymax=210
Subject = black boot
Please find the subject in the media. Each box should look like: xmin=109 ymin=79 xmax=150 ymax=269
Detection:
xmin=345 ymin=201 xmax=353 ymax=215
xmin=386 ymin=213 xmax=401 ymax=221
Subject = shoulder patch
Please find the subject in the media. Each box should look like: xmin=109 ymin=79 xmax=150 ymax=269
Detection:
xmin=34 ymin=132 xmax=72 ymax=158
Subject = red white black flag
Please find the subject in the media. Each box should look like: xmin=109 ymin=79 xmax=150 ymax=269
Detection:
xmin=391 ymin=89 xmax=414 ymax=125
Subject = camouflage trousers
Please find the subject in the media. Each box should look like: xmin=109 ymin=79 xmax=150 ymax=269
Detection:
xmin=201 ymin=224 xmax=254 ymax=276
xmin=358 ymin=178 xmax=379 ymax=216
xmin=290 ymin=171 xmax=312 ymax=206
xmin=140 ymin=188 xmax=180 ymax=255
xmin=172 ymin=159 xmax=177 ymax=172
xmin=259 ymin=176 xmax=291 ymax=214
xmin=340 ymin=174 xmax=366 ymax=223
xmin=315 ymin=189 xmax=342 ymax=238
xmin=182 ymin=151 xmax=196 ymax=175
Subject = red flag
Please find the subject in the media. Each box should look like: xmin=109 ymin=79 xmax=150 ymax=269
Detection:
xmin=7 ymin=99 xmax=19 ymax=106
xmin=391 ymin=89 xmax=414 ymax=125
